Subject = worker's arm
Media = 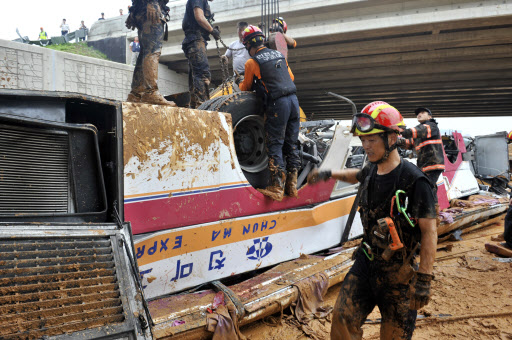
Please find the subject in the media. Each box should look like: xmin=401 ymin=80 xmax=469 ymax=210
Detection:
xmin=401 ymin=122 xmax=433 ymax=140
xmin=307 ymin=168 xmax=360 ymax=185
xmin=417 ymin=217 xmax=437 ymax=275
xmin=283 ymin=34 xmax=297 ymax=49
xmin=239 ymin=59 xmax=258 ymax=91
xmin=285 ymin=60 xmax=295 ymax=82
xmin=193 ymin=7 xmax=213 ymax=33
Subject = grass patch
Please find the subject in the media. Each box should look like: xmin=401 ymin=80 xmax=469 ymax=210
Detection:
xmin=45 ymin=42 xmax=109 ymax=60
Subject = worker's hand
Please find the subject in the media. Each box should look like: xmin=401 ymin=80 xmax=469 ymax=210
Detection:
xmin=396 ymin=137 xmax=406 ymax=148
xmin=147 ymin=3 xmax=162 ymax=24
xmin=211 ymin=26 xmax=221 ymax=40
xmin=307 ymin=169 xmax=332 ymax=185
xmin=410 ymin=272 xmax=434 ymax=310
xmin=220 ymin=55 xmax=228 ymax=64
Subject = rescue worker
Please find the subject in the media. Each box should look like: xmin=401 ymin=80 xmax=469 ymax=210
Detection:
xmin=271 ymin=17 xmax=297 ymax=49
xmin=308 ymin=102 xmax=438 ymax=339
xmin=398 ymin=107 xmax=445 ymax=195
xmin=220 ymin=21 xmax=251 ymax=78
xmin=38 ymin=27 xmax=48 ymax=40
xmin=125 ymin=0 xmax=176 ymax=106
xmin=182 ymin=0 xmax=221 ymax=108
xmin=239 ymin=25 xmax=300 ymax=201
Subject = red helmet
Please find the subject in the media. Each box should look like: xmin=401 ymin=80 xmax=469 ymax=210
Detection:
xmin=353 ymin=101 xmax=405 ymax=136
xmin=508 ymin=131 xmax=512 ymax=141
xmin=274 ymin=17 xmax=287 ymax=33
xmin=242 ymin=25 xmax=265 ymax=46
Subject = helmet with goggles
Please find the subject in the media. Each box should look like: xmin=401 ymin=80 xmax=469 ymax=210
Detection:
xmin=352 ymin=101 xmax=405 ymax=136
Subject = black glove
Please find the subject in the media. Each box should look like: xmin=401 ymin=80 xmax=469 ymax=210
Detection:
xmin=211 ymin=26 xmax=221 ymax=40
xmin=410 ymin=272 xmax=434 ymax=310
xmin=396 ymin=137 xmax=406 ymax=148
xmin=307 ymin=169 xmax=332 ymax=185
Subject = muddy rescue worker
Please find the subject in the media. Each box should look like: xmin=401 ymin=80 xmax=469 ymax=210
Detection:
xmin=182 ymin=0 xmax=220 ymax=108
xmin=239 ymin=25 xmax=300 ymax=201
xmin=398 ymin=107 xmax=445 ymax=195
xmin=126 ymin=0 xmax=176 ymax=105
xmin=308 ymin=102 xmax=438 ymax=339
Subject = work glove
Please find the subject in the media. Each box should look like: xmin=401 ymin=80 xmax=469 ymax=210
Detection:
xmin=396 ymin=137 xmax=406 ymax=148
xmin=410 ymin=272 xmax=434 ymax=310
xmin=307 ymin=169 xmax=332 ymax=185
xmin=211 ymin=26 xmax=221 ymax=41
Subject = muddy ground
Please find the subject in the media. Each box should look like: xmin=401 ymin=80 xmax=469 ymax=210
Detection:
xmin=240 ymin=221 xmax=512 ymax=339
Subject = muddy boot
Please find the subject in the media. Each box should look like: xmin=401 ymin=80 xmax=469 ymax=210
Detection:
xmin=258 ymin=170 xmax=285 ymax=201
xmin=141 ymin=91 xmax=177 ymax=106
xmin=285 ymin=169 xmax=298 ymax=198
xmin=126 ymin=91 xmax=142 ymax=103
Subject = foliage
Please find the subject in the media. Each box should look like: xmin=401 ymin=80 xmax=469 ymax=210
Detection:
xmin=45 ymin=42 xmax=109 ymax=60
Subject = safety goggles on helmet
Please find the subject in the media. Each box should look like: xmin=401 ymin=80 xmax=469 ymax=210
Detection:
xmin=351 ymin=113 xmax=396 ymax=134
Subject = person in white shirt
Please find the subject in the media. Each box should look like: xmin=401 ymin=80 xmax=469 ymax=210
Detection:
xmin=220 ymin=21 xmax=251 ymax=78
xmin=60 ymin=19 xmax=70 ymax=36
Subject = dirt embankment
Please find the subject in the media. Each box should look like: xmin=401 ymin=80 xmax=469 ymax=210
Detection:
xmin=241 ymin=222 xmax=512 ymax=339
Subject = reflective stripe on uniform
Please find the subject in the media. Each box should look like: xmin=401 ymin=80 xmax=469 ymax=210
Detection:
xmin=411 ymin=127 xmax=417 ymax=139
xmin=415 ymin=139 xmax=442 ymax=151
xmin=422 ymin=164 xmax=445 ymax=172
xmin=424 ymin=124 xmax=431 ymax=138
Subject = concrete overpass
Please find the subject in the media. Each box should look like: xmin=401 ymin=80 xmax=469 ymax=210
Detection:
xmin=90 ymin=0 xmax=512 ymax=120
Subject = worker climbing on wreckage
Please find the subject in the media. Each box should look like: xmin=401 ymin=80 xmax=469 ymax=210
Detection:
xmin=126 ymin=0 xmax=176 ymax=106
xmin=308 ymin=102 xmax=438 ymax=339
xmin=270 ymin=17 xmax=297 ymax=50
xmin=397 ymin=107 xmax=445 ymax=196
xmin=182 ymin=0 xmax=220 ymax=108
xmin=239 ymin=25 xmax=300 ymax=202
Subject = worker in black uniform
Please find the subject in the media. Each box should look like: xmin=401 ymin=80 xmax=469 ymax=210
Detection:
xmin=308 ymin=101 xmax=438 ymax=339
xmin=239 ymin=25 xmax=300 ymax=201
xmin=182 ymin=0 xmax=220 ymax=108
xmin=126 ymin=0 xmax=175 ymax=105
xmin=398 ymin=107 xmax=445 ymax=196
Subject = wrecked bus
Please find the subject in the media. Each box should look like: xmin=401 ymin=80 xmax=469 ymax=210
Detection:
xmin=0 ymin=89 xmax=508 ymax=339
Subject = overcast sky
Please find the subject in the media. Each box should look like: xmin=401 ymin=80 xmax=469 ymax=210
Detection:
xmin=1 ymin=1 xmax=510 ymax=137
xmin=0 ymin=0 xmax=131 ymax=41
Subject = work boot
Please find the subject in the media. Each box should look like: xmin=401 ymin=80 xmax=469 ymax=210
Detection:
xmin=141 ymin=91 xmax=177 ymax=106
xmin=285 ymin=169 xmax=298 ymax=198
xmin=126 ymin=91 xmax=142 ymax=103
xmin=258 ymin=169 xmax=286 ymax=201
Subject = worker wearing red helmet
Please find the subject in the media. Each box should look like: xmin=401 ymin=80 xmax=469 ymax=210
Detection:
xmin=308 ymin=102 xmax=437 ymax=339
xmin=239 ymin=25 xmax=300 ymax=201
xmin=271 ymin=17 xmax=297 ymax=49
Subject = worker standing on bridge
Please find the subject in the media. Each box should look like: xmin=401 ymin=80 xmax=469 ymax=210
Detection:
xmin=397 ymin=107 xmax=445 ymax=197
xmin=239 ymin=25 xmax=300 ymax=201
xmin=182 ymin=0 xmax=221 ymax=108
xmin=125 ymin=0 xmax=176 ymax=106
xmin=308 ymin=102 xmax=438 ymax=339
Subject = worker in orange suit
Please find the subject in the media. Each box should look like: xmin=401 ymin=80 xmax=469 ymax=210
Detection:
xmin=239 ymin=25 xmax=300 ymax=202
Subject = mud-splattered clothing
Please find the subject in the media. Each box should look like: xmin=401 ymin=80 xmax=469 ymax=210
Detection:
xmin=331 ymin=160 xmax=436 ymax=339
xmin=182 ymin=0 xmax=212 ymax=108
xmin=401 ymin=119 xmax=445 ymax=173
xmin=240 ymin=46 xmax=299 ymax=172
xmin=183 ymin=39 xmax=211 ymax=108
xmin=182 ymin=0 xmax=212 ymax=45
xmin=127 ymin=0 xmax=169 ymax=96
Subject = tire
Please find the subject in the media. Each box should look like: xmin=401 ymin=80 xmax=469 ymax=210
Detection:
xmin=198 ymin=92 xmax=270 ymax=188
